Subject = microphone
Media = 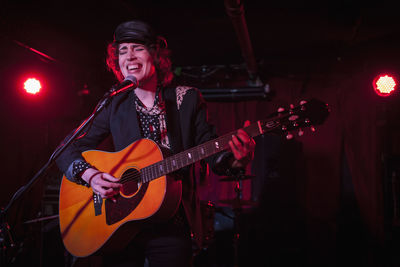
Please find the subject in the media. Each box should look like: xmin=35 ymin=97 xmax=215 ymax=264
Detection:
xmin=109 ymin=75 xmax=138 ymax=97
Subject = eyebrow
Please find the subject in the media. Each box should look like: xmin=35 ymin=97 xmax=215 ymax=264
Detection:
xmin=119 ymin=44 xmax=143 ymax=50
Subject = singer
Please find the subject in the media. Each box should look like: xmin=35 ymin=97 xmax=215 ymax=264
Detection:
xmin=56 ymin=19 xmax=255 ymax=267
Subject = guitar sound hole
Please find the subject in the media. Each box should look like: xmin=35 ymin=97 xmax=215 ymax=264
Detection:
xmin=120 ymin=168 xmax=141 ymax=197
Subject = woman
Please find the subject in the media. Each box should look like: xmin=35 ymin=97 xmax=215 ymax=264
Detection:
xmin=57 ymin=20 xmax=255 ymax=266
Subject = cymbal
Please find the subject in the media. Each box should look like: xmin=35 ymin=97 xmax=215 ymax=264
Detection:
xmin=219 ymin=198 xmax=257 ymax=208
xmin=219 ymin=175 xmax=255 ymax=182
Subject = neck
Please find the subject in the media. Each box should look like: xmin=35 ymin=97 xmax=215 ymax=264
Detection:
xmin=134 ymin=74 xmax=159 ymax=107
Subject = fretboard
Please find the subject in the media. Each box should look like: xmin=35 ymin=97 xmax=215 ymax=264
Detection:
xmin=139 ymin=119 xmax=278 ymax=183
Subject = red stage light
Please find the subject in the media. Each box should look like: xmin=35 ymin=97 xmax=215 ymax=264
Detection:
xmin=24 ymin=78 xmax=42 ymax=95
xmin=373 ymin=74 xmax=397 ymax=97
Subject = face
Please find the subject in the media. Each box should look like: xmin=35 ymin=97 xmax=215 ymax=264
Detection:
xmin=118 ymin=42 xmax=156 ymax=84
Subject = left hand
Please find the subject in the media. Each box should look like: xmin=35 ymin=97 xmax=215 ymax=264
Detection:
xmin=228 ymin=120 xmax=256 ymax=169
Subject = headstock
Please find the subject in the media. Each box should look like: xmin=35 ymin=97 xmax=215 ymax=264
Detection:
xmin=260 ymin=98 xmax=330 ymax=138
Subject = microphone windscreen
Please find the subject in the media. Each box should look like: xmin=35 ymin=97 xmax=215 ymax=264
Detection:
xmin=125 ymin=75 xmax=137 ymax=84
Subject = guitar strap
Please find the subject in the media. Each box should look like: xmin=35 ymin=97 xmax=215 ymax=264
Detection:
xmin=163 ymin=87 xmax=184 ymax=155
xmin=93 ymin=192 xmax=103 ymax=216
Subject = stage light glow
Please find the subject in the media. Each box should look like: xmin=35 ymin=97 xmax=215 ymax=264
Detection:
xmin=373 ymin=74 xmax=397 ymax=97
xmin=24 ymin=78 xmax=41 ymax=95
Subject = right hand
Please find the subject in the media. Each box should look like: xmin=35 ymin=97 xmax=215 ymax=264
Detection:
xmin=81 ymin=168 xmax=122 ymax=200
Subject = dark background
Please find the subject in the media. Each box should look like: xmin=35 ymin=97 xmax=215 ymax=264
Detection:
xmin=1 ymin=0 xmax=400 ymax=266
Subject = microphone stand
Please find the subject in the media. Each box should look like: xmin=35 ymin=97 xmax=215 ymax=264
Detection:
xmin=0 ymin=85 xmax=130 ymax=265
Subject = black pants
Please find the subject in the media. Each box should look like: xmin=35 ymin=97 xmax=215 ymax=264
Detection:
xmin=102 ymin=221 xmax=193 ymax=267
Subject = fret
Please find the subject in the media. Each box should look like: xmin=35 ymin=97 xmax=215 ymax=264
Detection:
xmin=193 ymin=150 xmax=197 ymax=161
xmin=176 ymin=155 xmax=182 ymax=170
xmin=161 ymin=161 xmax=167 ymax=176
xmin=141 ymin=168 xmax=145 ymax=183
xmin=165 ymin=158 xmax=170 ymax=172
xmin=164 ymin=160 xmax=169 ymax=174
xmin=158 ymin=163 xmax=163 ymax=175
xmin=178 ymin=155 xmax=184 ymax=169
xmin=141 ymin=167 xmax=147 ymax=183
xmin=146 ymin=166 xmax=150 ymax=181
xmin=193 ymin=148 xmax=200 ymax=162
xmin=171 ymin=158 xmax=177 ymax=169
xmin=145 ymin=166 xmax=149 ymax=181
xmin=155 ymin=163 xmax=161 ymax=178
xmin=173 ymin=156 xmax=180 ymax=171
xmin=151 ymin=165 xmax=155 ymax=180
xmin=185 ymin=152 xmax=191 ymax=165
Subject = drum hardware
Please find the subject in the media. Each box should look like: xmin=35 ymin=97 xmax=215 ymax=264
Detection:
xmin=218 ymin=172 xmax=256 ymax=267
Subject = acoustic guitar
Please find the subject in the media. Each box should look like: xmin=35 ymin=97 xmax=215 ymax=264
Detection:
xmin=59 ymin=98 xmax=329 ymax=257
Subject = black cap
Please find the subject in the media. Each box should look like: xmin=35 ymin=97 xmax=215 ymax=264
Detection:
xmin=113 ymin=20 xmax=157 ymax=45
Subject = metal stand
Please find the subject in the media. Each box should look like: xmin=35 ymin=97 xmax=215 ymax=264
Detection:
xmin=219 ymin=172 xmax=256 ymax=267
xmin=0 ymin=87 xmax=122 ymax=265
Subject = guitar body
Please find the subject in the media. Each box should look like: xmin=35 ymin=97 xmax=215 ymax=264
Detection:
xmin=59 ymin=139 xmax=182 ymax=257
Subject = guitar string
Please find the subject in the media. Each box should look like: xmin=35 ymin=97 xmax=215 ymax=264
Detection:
xmin=116 ymin=122 xmax=284 ymax=184
xmin=117 ymin=144 xmax=219 ymax=184
xmin=116 ymin=130 xmax=252 ymax=185
xmin=117 ymin=142 xmax=224 ymax=184
xmin=116 ymin=115 xmax=291 ymax=184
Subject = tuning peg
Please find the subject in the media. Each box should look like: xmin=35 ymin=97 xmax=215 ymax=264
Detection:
xmin=278 ymin=107 xmax=285 ymax=113
xmin=281 ymin=125 xmax=287 ymax=131
xmin=300 ymin=100 xmax=307 ymax=105
xmin=305 ymin=118 xmax=311 ymax=124
xmin=289 ymin=115 xmax=299 ymax=121
xmin=289 ymin=104 xmax=294 ymax=114
xmin=310 ymin=126 xmax=316 ymax=132
xmin=286 ymin=133 xmax=293 ymax=140
xmin=298 ymin=129 xmax=304 ymax=136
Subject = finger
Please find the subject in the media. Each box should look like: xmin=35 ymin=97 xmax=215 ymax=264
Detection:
xmin=102 ymin=173 xmax=122 ymax=184
xmin=94 ymin=187 xmax=108 ymax=198
xmin=237 ymin=129 xmax=256 ymax=151
xmin=101 ymin=180 xmax=122 ymax=189
xmin=91 ymin=179 xmax=119 ymax=198
xmin=244 ymin=120 xmax=251 ymax=127
xmin=231 ymin=135 xmax=245 ymax=152
xmin=96 ymin=187 xmax=118 ymax=199
xmin=98 ymin=182 xmax=122 ymax=193
xmin=103 ymin=187 xmax=119 ymax=197
xmin=97 ymin=173 xmax=122 ymax=189
xmin=229 ymin=140 xmax=243 ymax=160
xmin=236 ymin=130 xmax=250 ymax=144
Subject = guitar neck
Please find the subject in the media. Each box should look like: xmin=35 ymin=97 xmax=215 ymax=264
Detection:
xmin=139 ymin=98 xmax=330 ymax=183
xmin=140 ymin=119 xmax=279 ymax=183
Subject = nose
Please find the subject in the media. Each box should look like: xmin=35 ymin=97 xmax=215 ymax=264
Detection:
xmin=127 ymin=48 xmax=137 ymax=60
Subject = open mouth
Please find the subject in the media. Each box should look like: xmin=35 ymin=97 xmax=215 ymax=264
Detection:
xmin=127 ymin=64 xmax=141 ymax=71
